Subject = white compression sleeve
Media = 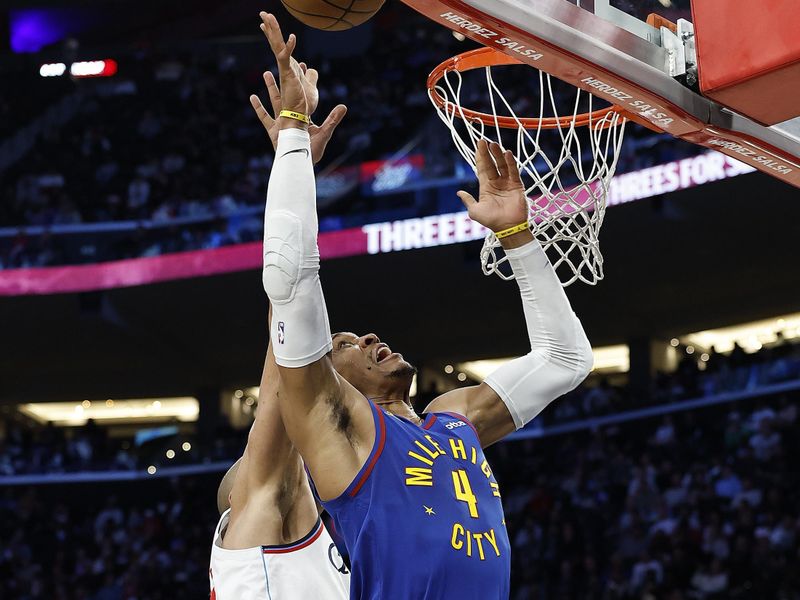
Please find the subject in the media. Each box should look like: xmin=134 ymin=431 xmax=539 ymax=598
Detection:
xmin=262 ymin=128 xmax=332 ymax=368
xmin=483 ymin=240 xmax=593 ymax=429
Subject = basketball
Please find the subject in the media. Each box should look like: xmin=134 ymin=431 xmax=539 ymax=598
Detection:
xmin=281 ymin=0 xmax=385 ymax=31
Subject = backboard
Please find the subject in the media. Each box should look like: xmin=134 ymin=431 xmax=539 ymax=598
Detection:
xmin=587 ymin=0 xmax=692 ymax=44
xmin=399 ymin=0 xmax=800 ymax=188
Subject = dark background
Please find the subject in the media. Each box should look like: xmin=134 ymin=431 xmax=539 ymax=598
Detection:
xmin=3 ymin=169 xmax=798 ymax=402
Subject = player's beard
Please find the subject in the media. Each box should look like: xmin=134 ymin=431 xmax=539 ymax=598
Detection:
xmin=389 ymin=362 xmax=417 ymax=381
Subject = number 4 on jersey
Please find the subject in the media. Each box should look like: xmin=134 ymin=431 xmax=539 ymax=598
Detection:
xmin=451 ymin=469 xmax=479 ymax=518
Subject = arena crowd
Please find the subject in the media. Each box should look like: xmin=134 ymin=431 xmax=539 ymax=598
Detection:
xmin=1 ymin=331 xmax=799 ymax=598
xmin=0 ymin=4 xmax=696 ymax=271
xmin=3 ymin=336 xmax=798 ymax=477
xmin=1 ymin=388 xmax=797 ymax=599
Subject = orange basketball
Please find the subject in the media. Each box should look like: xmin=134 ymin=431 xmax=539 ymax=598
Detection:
xmin=281 ymin=0 xmax=385 ymax=31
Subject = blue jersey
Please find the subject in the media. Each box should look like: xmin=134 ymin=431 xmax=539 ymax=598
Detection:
xmin=320 ymin=401 xmax=510 ymax=599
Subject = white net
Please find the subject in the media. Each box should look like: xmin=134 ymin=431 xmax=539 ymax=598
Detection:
xmin=429 ymin=53 xmax=627 ymax=286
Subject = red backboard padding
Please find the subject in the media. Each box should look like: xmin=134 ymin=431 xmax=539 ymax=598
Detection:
xmin=692 ymin=0 xmax=800 ymax=125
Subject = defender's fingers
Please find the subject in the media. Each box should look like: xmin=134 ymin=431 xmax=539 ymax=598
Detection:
xmin=305 ymin=68 xmax=319 ymax=87
xmin=288 ymin=57 xmax=305 ymax=81
xmin=259 ymin=13 xmax=292 ymax=67
xmin=259 ymin=13 xmax=283 ymax=51
xmin=475 ymin=140 xmax=499 ymax=181
xmin=249 ymin=94 xmax=274 ymax=129
xmin=457 ymin=190 xmax=478 ymax=208
xmin=489 ymin=143 xmax=509 ymax=178
xmin=285 ymin=33 xmax=297 ymax=58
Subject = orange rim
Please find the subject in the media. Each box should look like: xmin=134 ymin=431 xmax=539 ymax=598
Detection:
xmin=427 ymin=47 xmax=622 ymax=130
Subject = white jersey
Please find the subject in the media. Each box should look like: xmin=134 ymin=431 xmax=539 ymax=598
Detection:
xmin=210 ymin=509 xmax=350 ymax=600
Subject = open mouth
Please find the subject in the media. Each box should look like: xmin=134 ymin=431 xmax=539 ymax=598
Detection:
xmin=375 ymin=345 xmax=393 ymax=363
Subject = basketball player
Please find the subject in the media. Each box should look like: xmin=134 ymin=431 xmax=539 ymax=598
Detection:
xmin=259 ymin=12 xmax=593 ymax=598
xmin=209 ymin=50 xmax=349 ymax=598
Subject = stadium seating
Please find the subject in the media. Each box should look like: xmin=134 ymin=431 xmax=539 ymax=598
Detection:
xmin=0 ymin=7 xmax=694 ymax=271
xmin=2 ymin=369 xmax=797 ymax=599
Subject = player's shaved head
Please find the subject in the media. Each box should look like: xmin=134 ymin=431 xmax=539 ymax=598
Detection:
xmin=217 ymin=458 xmax=243 ymax=515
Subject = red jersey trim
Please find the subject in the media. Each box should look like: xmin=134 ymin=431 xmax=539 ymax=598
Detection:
xmin=349 ymin=405 xmax=386 ymax=497
xmin=262 ymin=518 xmax=324 ymax=554
xmin=422 ymin=413 xmax=437 ymax=430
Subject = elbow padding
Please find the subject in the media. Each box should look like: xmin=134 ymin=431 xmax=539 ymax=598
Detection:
xmin=263 ymin=211 xmax=302 ymax=304
xmin=262 ymin=128 xmax=333 ymax=368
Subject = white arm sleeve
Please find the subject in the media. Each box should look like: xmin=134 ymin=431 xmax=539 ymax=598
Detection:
xmin=262 ymin=128 xmax=332 ymax=368
xmin=483 ymin=240 xmax=593 ymax=429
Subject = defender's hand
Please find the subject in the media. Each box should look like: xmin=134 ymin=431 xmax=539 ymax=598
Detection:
xmin=457 ymin=140 xmax=529 ymax=233
xmin=250 ymin=70 xmax=347 ymax=164
xmin=259 ymin=12 xmax=318 ymax=120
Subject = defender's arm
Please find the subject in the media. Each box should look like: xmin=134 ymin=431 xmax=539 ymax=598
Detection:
xmin=236 ymin=310 xmax=305 ymax=494
xmin=222 ymin=332 xmax=318 ymax=549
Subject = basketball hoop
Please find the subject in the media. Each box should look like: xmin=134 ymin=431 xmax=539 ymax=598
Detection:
xmin=428 ymin=47 xmax=627 ymax=287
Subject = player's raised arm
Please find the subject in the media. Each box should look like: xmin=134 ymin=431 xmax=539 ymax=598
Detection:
xmin=256 ymin=13 xmax=375 ymax=501
xmin=425 ymin=140 xmax=594 ymax=446
xmin=219 ymin=336 xmax=313 ymax=545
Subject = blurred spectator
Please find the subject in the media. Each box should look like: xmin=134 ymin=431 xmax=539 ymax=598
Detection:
xmin=690 ymin=557 xmax=728 ymax=598
xmin=749 ymin=421 xmax=781 ymax=461
xmin=0 ymin=3 xmax=700 ymax=271
xmin=1 ymin=388 xmax=799 ymax=599
xmin=714 ymin=466 xmax=742 ymax=499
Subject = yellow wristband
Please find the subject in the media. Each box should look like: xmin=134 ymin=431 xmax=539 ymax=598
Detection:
xmin=279 ymin=110 xmax=311 ymax=124
xmin=494 ymin=222 xmax=529 ymax=239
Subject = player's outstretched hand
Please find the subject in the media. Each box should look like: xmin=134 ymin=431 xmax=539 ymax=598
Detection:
xmin=258 ymin=12 xmax=318 ymax=119
xmin=250 ymin=70 xmax=347 ymax=164
xmin=457 ymin=140 xmax=528 ymax=234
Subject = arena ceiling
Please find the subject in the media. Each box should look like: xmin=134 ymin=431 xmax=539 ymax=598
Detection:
xmin=1 ymin=0 xmax=348 ymax=57
xmin=2 ymin=170 xmax=799 ymax=404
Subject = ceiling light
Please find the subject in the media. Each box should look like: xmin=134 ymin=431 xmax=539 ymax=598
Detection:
xmin=19 ymin=397 xmax=199 ymax=426
xmin=683 ymin=312 xmax=800 ymax=353
xmin=458 ymin=344 xmax=630 ymax=380
xmin=39 ymin=62 xmax=67 ymax=78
